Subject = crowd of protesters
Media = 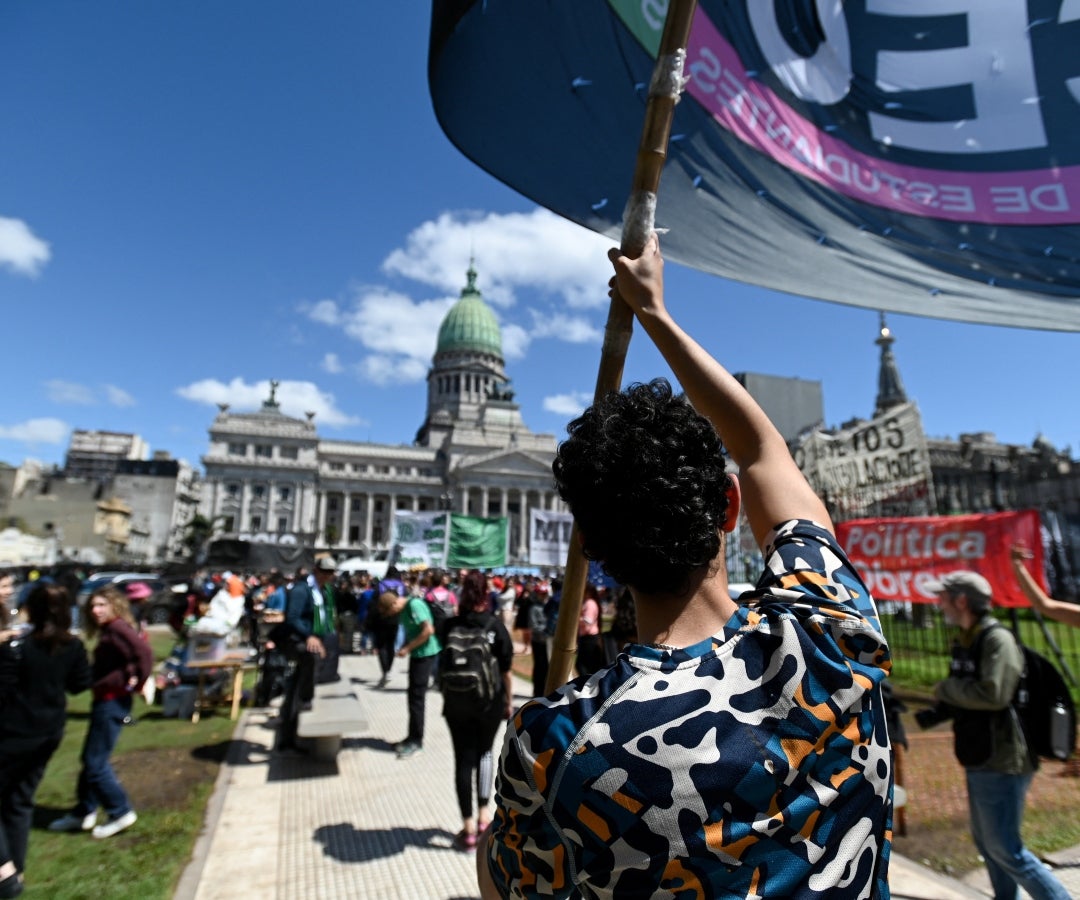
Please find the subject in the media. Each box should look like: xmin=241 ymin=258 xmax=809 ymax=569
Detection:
xmin=1 ymin=540 xmax=1075 ymax=897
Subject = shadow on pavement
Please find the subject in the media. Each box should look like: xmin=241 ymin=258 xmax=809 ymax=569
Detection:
xmin=313 ymin=822 xmax=460 ymax=862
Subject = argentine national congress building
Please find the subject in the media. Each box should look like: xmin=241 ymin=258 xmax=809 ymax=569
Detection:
xmin=199 ymin=264 xmax=563 ymax=564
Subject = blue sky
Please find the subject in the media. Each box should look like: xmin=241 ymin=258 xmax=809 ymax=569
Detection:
xmin=1 ymin=1 xmax=1077 ymax=474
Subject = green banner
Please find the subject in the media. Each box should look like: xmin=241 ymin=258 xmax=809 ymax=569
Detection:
xmin=447 ymin=514 xmax=508 ymax=569
xmin=606 ymin=0 xmax=664 ymax=55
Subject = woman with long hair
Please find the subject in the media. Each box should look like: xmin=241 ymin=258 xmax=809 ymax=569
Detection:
xmin=0 ymin=582 xmax=90 ymax=897
xmin=439 ymin=569 xmax=513 ymax=851
xmin=48 ymin=586 xmax=153 ymax=841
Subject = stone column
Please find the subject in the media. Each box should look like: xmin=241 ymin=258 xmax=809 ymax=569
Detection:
xmin=340 ymin=491 xmax=351 ymax=549
xmin=317 ymin=490 xmax=328 ymax=544
xmin=239 ymin=480 xmax=251 ymax=533
xmin=365 ymin=493 xmax=374 ymax=549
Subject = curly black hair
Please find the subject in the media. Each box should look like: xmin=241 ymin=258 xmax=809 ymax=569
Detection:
xmin=552 ymin=379 xmax=732 ymax=595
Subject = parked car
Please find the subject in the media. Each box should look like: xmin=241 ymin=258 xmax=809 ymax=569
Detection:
xmin=139 ymin=583 xmax=189 ymax=627
xmin=336 ymin=550 xmax=392 ymax=580
xmin=75 ymin=572 xmax=165 ymax=612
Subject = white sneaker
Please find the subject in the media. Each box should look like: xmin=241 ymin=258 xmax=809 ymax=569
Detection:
xmin=48 ymin=812 xmax=96 ymax=832
xmin=91 ymin=810 xmax=137 ymax=839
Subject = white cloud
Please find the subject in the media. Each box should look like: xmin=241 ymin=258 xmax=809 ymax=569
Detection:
xmin=382 ymin=208 xmax=615 ymax=309
xmin=307 ymin=299 xmax=341 ymax=327
xmin=0 ymin=216 xmax=50 ymax=277
xmin=45 ymin=379 xmax=96 ymax=405
xmin=176 ymin=378 xmax=362 ymax=428
xmin=360 ymin=355 xmax=429 ymax=386
xmin=299 ymin=207 xmax=616 ymax=389
xmin=0 ymin=417 xmax=69 ymax=444
xmin=528 ymin=311 xmax=602 ymax=344
xmin=501 ymin=324 xmax=530 ymax=361
xmin=543 ymin=391 xmax=592 ymax=417
xmin=304 ymin=288 xmax=451 ymax=386
xmin=43 ymin=380 xmax=137 ymax=407
xmin=104 ymin=384 xmax=136 ymax=407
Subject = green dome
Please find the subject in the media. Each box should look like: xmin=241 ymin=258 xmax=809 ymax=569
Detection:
xmin=436 ymin=263 xmax=502 ymax=358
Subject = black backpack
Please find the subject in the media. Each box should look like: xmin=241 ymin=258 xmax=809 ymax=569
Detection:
xmin=425 ymin=587 xmax=455 ymax=633
xmin=1015 ymin=643 xmax=1077 ymax=763
xmin=976 ymin=623 xmax=1077 ymax=764
xmin=439 ymin=616 xmax=500 ymax=710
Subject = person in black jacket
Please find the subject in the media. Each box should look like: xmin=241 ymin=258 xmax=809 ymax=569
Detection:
xmin=0 ymin=583 xmax=91 ymax=898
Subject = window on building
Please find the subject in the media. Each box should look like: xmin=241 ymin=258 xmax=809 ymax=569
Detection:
xmin=278 ymin=486 xmax=291 ymax=502
xmin=277 ymin=516 xmax=288 ymax=532
xmin=254 ymin=444 xmax=273 ymax=458
xmin=350 ymin=497 xmax=362 ymax=512
xmin=252 ymin=484 xmax=266 ymax=499
xmin=280 ymin=446 xmax=298 ymax=460
xmin=352 ymin=463 xmax=367 ymax=473
xmin=328 ymin=497 xmax=339 ymax=512
xmin=225 ymin=483 xmax=240 ymax=498
xmin=348 ymin=525 xmax=360 ymax=543
xmin=330 ymin=462 xmax=345 ymax=472
xmin=227 ymin=443 xmax=246 ymax=456
xmin=249 ymin=515 xmax=262 ymax=531
xmin=375 ymin=500 xmax=385 ymax=512
xmin=373 ymin=525 xmax=384 ymax=543
xmin=222 ymin=515 xmax=235 ymax=532
xmin=375 ymin=465 xmax=389 ymax=474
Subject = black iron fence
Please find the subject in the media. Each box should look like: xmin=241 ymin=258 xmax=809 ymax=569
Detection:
xmin=879 ymin=605 xmax=1080 ymax=703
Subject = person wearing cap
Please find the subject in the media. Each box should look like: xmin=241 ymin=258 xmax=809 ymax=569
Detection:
xmin=917 ymin=570 xmax=1070 ymax=900
xmin=123 ymin=581 xmax=154 ymax=626
xmin=275 ymin=556 xmax=337 ymax=754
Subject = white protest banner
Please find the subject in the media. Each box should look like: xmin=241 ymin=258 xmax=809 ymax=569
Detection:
xmin=528 ymin=508 xmax=574 ymax=567
xmin=391 ymin=510 xmax=449 ymax=569
xmin=792 ymin=402 xmax=936 ymax=519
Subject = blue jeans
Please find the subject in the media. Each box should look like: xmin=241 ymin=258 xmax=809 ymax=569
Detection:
xmin=76 ymin=698 xmax=133 ymax=820
xmin=966 ymin=768 xmax=1070 ymax=900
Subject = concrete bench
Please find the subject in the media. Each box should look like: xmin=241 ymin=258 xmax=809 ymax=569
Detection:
xmin=297 ymin=681 xmax=368 ymax=762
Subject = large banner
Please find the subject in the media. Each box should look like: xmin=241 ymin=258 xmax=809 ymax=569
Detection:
xmin=528 ymin=509 xmax=574 ymax=567
xmin=431 ymin=1 xmax=1080 ymax=330
xmin=390 ymin=510 xmax=449 ymax=570
xmin=837 ymin=510 xmax=1047 ymax=608
xmin=447 ymin=514 xmax=508 ymax=569
xmin=793 ymin=403 xmax=935 ymax=521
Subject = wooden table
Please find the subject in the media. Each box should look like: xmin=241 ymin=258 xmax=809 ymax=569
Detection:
xmin=184 ymin=654 xmax=257 ymax=723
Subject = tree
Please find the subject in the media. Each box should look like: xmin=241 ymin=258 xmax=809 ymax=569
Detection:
xmin=180 ymin=514 xmax=217 ymax=559
xmin=324 ymin=524 xmax=340 ymax=548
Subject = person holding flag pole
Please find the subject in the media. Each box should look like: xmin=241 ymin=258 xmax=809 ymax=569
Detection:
xmin=480 ymin=228 xmax=893 ymax=898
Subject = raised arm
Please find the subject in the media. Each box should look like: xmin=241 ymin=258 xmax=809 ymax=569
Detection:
xmin=1011 ymin=543 xmax=1080 ymax=628
xmin=609 ymin=234 xmax=831 ymax=546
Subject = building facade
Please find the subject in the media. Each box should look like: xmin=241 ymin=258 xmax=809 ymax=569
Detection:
xmin=113 ymin=455 xmax=202 ymax=562
xmin=199 ymin=265 xmax=564 ymax=563
xmin=793 ymin=314 xmax=1080 ymax=522
xmin=64 ymin=430 xmax=149 ymax=481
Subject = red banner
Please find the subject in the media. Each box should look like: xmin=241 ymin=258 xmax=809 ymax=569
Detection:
xmin=837 ymin=511 xmax=1048 ymax=608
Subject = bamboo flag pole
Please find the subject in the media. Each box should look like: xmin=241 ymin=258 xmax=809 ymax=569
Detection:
xmin=546 ymin=0 xmax=699 ymax=692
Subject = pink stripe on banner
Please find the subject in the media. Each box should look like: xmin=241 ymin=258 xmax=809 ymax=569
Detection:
xmin=685 ymin=9 xmax=1080 ymax=226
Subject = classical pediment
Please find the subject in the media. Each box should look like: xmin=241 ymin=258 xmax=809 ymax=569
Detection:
xmin=453 ymin=448 xmax=554 ymax=480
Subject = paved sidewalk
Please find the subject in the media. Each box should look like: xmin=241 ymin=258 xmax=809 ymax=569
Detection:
xmin=174 ymin=653 xmax=1065 ymax=899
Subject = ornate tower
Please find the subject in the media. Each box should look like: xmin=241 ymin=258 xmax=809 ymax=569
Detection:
xmin=874 ymin=312 xmax=909 ymax=417
xmin=416 ymin=261 xmax=512 ymax=446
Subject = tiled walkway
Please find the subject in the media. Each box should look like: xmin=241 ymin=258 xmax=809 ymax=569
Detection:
xmin=174 ymin=653 xmax=1076 ymax=899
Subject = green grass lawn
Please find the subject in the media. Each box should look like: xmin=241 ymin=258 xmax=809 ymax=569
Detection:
xmin=21 ymin=631 xmax=243 ymax=900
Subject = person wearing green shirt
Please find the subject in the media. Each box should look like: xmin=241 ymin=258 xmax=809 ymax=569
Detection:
xmin=385 ymin=592 xmax=441 ymax=758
